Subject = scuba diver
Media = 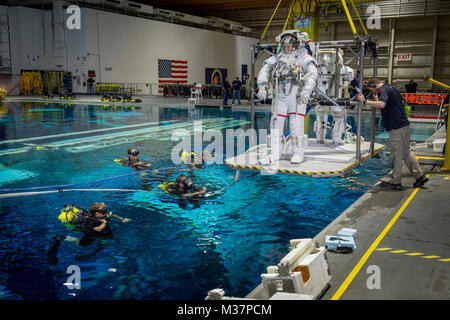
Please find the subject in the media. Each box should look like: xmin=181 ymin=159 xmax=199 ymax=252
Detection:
xmin=160 ymin=174 xmax=207 ymax=209
xmin=48 ymin=202 xmax=130 ymax=266
xmin=115 ymin=148 xmax=152 ymax=171
xmin=181 ymin=150 xmax=216 ymax=169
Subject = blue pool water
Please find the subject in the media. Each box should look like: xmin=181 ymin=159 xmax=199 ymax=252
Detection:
xmin=0 ymin=101 xmax=434 ymax=300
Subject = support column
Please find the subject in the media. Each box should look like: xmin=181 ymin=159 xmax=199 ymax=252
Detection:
xmin=250 ymin=44 xmax=256 ymax=147
xmin=430 ymin=15 xmax=439 ymax=90
xmin=387 ymin=18 xmax=396 ymax=85
xmin=370 ymin=54 xmax=378 ymax=155
xmin=356 ymin=39 xmax=365 ymax=161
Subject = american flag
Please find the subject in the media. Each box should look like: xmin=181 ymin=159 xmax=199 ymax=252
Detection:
xmin=158 ymin=59 xmax=188 ymax=94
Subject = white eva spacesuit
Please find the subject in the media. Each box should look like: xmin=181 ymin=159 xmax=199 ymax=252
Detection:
xmin=314 ymin=49 xmax=355 ymax=145
xmin=257 ymin=30 xmax=319 ymax=165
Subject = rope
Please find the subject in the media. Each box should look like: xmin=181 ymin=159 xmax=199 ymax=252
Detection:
xmin=0 ymin=188 xmax=151 ymax=199
xmin=0 ymin=169 xmax=153 ymax=193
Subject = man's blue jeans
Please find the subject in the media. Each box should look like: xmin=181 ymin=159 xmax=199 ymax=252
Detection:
xmin=223 ymin=90 xmax=229 ymax=105
xmin=232 ymin=89 xmax=241 ymax=105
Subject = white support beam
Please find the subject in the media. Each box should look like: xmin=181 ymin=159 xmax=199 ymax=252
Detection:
xmin=430 ymin=15 xmax=439 ymax=80
xmin=387 ymin=18 xmax=396 ymax=84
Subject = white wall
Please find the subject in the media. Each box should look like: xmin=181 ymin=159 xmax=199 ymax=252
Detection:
xmin=96 ymin=10 xmax=256 ymax=85
xmin=8 ymin=5 xmax=46 ymax=91
xmin=8 ymin=5 xmax=258 ymax=93
xmin=66 ymin=8 xmax=100 ymax=93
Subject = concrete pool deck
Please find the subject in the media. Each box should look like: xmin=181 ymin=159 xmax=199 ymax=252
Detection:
xmin=5 ymin=94 xmax=449 ymax=300
xmin=316 ymin=169 xmax=450 ymax=300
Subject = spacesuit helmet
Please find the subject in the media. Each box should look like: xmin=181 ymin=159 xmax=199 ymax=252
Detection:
xmin=276 ymin=30 xmax=309 ymax=53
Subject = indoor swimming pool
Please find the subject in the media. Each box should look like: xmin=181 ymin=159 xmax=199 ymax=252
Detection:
xmin=0 ymin=101 xmax=434 ymax=299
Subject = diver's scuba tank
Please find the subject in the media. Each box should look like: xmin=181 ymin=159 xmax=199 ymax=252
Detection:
xmin=57 ymin=204 xmax=88 ymax=229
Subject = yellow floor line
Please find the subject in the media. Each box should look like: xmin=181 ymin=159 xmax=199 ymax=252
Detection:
xmin=330 ymin=187 xmax=420 ymax=300
xmin=390 ymin=250 xmax=408 ymax=253
xmin=331 ymin=173 xmax=448 ymax=299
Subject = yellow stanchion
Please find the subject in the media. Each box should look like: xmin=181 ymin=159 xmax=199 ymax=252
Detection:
xmin=261 ymin=0 xmax=283 ymax=40
xmin=340 ymin=0 xmax=357 ymax=35
xmin=443 ymin=109 xmax=450 ymax=170
xmin=424 ymin=75 xmax=450 ymax=91
xmin=282 ymin=1 xmax=296 ymax=32
xmin=348 ymin=0 xmax=368 ymax=35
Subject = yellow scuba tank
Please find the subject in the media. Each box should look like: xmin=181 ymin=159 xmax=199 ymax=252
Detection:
xmin=57 ymin=204 xmax=86 ymax=229
xmin=158 ymin=181 xmax=175 ymax=193
xmin=181 ymin=151 xmax=196 ymax=164
xmin=57 ymin=204 xmax=112 ymax=229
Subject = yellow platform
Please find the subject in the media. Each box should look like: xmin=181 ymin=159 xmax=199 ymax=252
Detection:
xmin=225 ymin=139 xmax=385 ymax=177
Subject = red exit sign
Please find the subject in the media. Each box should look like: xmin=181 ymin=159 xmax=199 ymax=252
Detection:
xmin=397 ymin=53 xmax=412 ymax=61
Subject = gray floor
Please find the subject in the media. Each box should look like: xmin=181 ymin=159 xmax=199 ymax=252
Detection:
xmin=316 ymin=159 xmax=449 ymax=300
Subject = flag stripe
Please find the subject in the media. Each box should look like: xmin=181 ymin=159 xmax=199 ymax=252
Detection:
xmin=158 ymin=80 xmax=188 ymax=84
xmin=158 ymin=59 xmax=188 ymax=95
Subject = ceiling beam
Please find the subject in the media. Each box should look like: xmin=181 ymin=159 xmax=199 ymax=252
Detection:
xmin=144 ymin=0 xmax=287 ymax=12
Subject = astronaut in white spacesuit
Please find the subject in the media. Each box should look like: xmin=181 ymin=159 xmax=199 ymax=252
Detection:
xmin=257 ymin=30 xmax=319 ymax=165
xmin=314 ymin=49 xmax=355 ymax=145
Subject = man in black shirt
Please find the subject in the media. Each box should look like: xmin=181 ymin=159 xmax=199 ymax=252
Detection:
xmin=231 ymin=77 xmax=242 ymax=106
xmin=222 ymin=77 xmax=231 ymax=106
xmin=357 ymin=78 xmax=428 ymax=190
xmin=87 ymin=77 xmax=95 ymax=94
xmin=405 ymin=80 xmax=418 ymax=93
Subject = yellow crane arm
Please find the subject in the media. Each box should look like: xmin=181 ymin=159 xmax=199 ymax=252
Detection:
xmin=424 ymin=75 xmax=450 ymax=91
xmin=261 ymin=0 xmax=283 ymax=40
xmin=341 ymin=0 xmax=357 ymax=35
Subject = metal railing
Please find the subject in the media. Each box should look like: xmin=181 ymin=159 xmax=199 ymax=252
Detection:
xmin=95 ymin=82 xmax=252 ymax=99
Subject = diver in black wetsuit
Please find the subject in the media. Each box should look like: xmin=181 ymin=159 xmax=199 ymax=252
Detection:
xmin=165 ymin=174 xmax=207 ymax=197
xmin=164 ymin=174 xmax=207 ymax=209
xmin=48 ymin=202 xmax=130 ymax=265
xmin=116 ymin=148 xmax=152 ymax=171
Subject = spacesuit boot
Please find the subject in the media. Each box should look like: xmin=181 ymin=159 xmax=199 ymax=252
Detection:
xmin=290 ymin=136 xmax=305 ymax=164
xmin=314 ymin=112 xmax=328 ymax=144
xmin=260 ymin=131 xmax=284 ymax=165
xmin=331 ymin=118 xmax=346 ymax=145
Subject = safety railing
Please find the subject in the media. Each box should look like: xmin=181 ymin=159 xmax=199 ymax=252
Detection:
xmin=94 ymin=82 xmax=253 ymax=99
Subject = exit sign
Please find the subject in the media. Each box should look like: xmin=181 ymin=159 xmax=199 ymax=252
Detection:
xmin=397 ymin=53 xmax=412 ymax=61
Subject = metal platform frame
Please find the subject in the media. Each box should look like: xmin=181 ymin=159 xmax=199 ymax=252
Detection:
xmin=234 ymin=35 xmax=380 ymax=179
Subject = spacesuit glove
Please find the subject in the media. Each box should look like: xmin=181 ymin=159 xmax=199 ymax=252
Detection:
xmin=257 ymin=87 xmax=267 ymax=101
